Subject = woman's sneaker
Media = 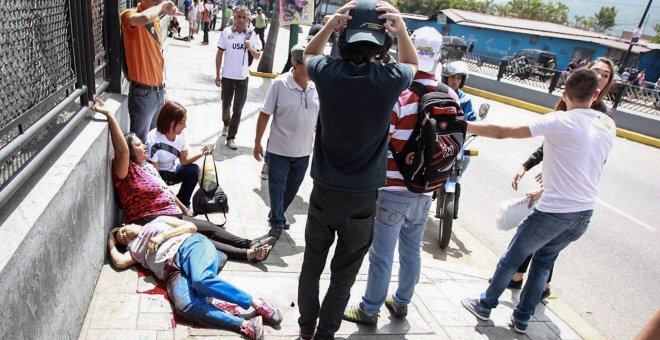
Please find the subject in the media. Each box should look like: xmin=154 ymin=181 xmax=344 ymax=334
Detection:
xmin=461 ymin=298 xmax=491 ymax=321
xmin=385 ymin=296 xmax=408 ymax=318
xmin=256 ymin=300 xmax=283 ymax=326
xmin=239 ymin=316 xmax=264 ymax=340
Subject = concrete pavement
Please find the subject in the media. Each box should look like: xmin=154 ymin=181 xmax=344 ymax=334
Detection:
xmin=78 ymin=23 xmax=600 ymax=340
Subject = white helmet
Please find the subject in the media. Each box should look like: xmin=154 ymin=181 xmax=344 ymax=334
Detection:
xmin=442 ymin=61 xmax=470 ymax=88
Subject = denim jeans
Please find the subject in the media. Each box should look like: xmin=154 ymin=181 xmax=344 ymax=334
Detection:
xmin=266 ymin=152 xmax=309 ymax=229
xmin=128 ymin=83 xmax=165 ymax=143
xmin=167 ymin=234 xmax=253 ymax=330
xmin=220 ymin=77 xmax=249 ymax=140
xmin=479 ymin=209 xmax=593 ymax=321
xmin=298 ymin=184 xmax=377 ymax=339
xmin=361 ymin=190 xmax=432 ymax=315
xmin=159 ymin=163 xmax=200 ymax=207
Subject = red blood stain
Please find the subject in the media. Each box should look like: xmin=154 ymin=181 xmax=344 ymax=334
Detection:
xmin=209 ymin=298 xmax=242 ymax=316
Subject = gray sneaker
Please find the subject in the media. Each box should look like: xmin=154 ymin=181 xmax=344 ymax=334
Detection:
xmin=385 ymin=296 xmax=408 ymax=318
xmin=508 ymin=314 xmax=528 ymax=334
xmin=226 ymin=139 xmax=238 ymax=150
xmin=461 ymin=298 xmax=491 ymax=321
xmin=343 ymin=304 xmax=378 ymax=326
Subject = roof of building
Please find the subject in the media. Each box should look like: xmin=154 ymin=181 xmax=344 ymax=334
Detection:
xmin=438 ymin=9 xmax=651 ymax=54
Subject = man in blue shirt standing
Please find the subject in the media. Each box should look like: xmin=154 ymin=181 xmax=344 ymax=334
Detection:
xmin=297 ymin=1 xmax=418 ymax=339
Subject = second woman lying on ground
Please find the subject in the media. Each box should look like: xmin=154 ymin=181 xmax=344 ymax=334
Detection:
xmin=93 ymin=99 xmax=273 ymax=262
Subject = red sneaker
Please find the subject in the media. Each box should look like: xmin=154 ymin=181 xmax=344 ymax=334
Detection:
xmin=239 ymin=316 xmax=263 ymax=340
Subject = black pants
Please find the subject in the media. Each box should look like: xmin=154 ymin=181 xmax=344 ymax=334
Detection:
xmin=297 ymin=184 xmax=377 ymax=339
xmin=220 ymin=77 xmax=249 ymax=140
xmin=255 ymin=27 xmax=266 ymax=47
xmin=202 ymin=22 xmax=210 ymax=42
xmin=518 ymin=254 xmax=554 ymax=283
xmin=133 ymin=215 xmax=252 ymax=260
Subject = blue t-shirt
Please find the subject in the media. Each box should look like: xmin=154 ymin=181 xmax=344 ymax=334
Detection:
xmin=457 ymin=89 xmax=476 ymax=121
xmin=306 ymin=55 xmax=413 ymax=191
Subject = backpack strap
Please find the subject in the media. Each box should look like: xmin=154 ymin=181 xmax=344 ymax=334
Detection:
xmin=408 ymin=81 xmax=429 ymax=98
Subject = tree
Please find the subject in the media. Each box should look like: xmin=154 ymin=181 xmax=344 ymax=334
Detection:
xmin=652 ymin=24 xmax=660 ymax=43
xmin=257 ymin=0 xmax=279 ymax=73
xmin=592 ymin=6 xmax=617 ymax=33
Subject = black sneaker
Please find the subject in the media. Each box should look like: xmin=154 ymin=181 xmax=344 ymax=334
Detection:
xmin=343 ymin=304 xmax=378 ymax=325
xmin=488 ymin=277 xmax=523 ymax=289
xmin=385 ymin=296 xmax=408 ymax=318
xmin=268 ymin=227 xmax=283 ymax=239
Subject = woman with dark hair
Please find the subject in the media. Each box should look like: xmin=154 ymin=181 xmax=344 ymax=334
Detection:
xmin=94 ymin=99 xmax=274 ymax=262
xmin=108 ymin=217 xmax=282 ymax=339
xmin=146 ymin=101 xmax=209 ymax=209
xmin=502 ymin=57 xmax=616 ymax=298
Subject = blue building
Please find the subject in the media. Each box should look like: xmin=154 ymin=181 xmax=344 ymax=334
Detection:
xmin=403 ymin=9 xmax=659 ymax=81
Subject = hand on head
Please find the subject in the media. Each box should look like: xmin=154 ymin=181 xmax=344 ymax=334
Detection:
xmin=326 ymin=1 xmax=355 ymax=30
xmin=376 ymin=1 xmax=404 ymax=33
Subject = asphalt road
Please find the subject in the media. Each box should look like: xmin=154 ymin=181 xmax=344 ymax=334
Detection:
xmin=439 ymin=96 xmax=660 ymax=339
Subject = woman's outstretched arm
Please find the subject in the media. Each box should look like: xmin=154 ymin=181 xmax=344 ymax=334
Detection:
xmin=93 ymin=99 xmax=130 ymax=179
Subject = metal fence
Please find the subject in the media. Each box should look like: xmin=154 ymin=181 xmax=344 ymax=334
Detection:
xmin=450 ymin=52 xmax=659 ymax=115
xmin=0 ymin=0 xmax=127 ymax=206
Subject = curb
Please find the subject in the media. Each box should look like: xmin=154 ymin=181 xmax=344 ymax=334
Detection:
xmin=463 ymin=86 xmax=660 ymax=148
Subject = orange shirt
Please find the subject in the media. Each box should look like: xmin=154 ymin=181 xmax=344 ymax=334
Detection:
xmin=121 ymin=4 xmax=164 ymax=86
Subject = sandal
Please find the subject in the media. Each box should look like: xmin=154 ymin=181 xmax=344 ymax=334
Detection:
xmin=247 ymin=244 xmax=272 ymax=262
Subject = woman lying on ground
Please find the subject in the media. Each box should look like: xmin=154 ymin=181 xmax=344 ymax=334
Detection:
xmin=93 ymin=99 xmax=273 ymax=262
xmin=502 ymin=57 xmax=616 ymax=298
xmin=108 ymin=216 xmax=282 ymax=339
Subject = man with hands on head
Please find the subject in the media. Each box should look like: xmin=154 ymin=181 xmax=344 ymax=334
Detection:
xmin=121 ymin=0 xmax=182 ymax=143
xmin=297 ymin=1 xmax=417 ymax=339
xmin=214 ymin=5 xmax=262 ymax=150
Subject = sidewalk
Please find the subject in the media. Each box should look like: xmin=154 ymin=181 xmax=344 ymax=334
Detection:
xmin=78 ymin=23 xmax=597 ymax=340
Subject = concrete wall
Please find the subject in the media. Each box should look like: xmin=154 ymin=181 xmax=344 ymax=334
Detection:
xmin=0 ymin=94 xmax=127 ymax=339
xmin=465 ymin=74 xmax=660 ymax=139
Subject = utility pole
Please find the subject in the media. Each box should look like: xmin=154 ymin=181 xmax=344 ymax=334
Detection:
xmin=618 ymin=0 xmax=653 ymax=72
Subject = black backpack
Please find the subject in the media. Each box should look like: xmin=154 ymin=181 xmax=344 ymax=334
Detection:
xmin=388 ymin=82 xmax=467 ymax=193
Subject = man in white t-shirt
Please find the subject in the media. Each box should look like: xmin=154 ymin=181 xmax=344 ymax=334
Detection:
xmin=460 ymin=68 xmax=615 ymax=334
xmin=253 ymin=45 xmax=319 ymax=239
xmin=214 ymin=5 xmax=262 ymax=150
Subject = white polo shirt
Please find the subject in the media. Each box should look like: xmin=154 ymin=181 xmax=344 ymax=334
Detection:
xmin=217 ymin=25 xmax=262 ymax=80
xmin=261 ymin=72 xmax=319 ymax=157
xmin=529 ymin=108 xmax=615 ymax=213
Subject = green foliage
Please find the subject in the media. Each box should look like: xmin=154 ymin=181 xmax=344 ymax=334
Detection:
xmin=592 ymin=6 xmax=617 ymax=33
xmin=652 ymin=24 xmax=660 ymax=44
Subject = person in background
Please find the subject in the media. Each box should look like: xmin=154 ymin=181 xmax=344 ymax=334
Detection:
xmin=201 ymin=0 xmax=212 ymax=44
xmin=107 ymin=216 xmax=282 ymax=340
xmin=342 ymin=26 xmax=455 ymax=326
xmin=120 ymin=0 xmax=180 ymax=143
xmin=214 ymin=5 xmax=262 ymax=150
xmin=167 ymin=16 xmax=182 ymax=39
xmin=462 ymin=69 xmax=615 ymax=334
xmin=187 ymin=0 xmax=199 ymax=40
xmin=653 ymin=78 xmax=660 ymax=108
xmin=254 ymin=44 xmax=320 ymax=240
xmin=297 ymin=1 xmax=418 ymax=339
xmin=253 ymin=7 xmax=267 ymax=47
xmin=442 ymin=61 xmax=476 ymax=121
xmin=210 ymin=1 xmax=219 ymax=30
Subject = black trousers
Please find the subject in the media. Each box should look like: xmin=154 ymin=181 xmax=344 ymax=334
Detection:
xmin=297 ymin=184 xmax=377 ymax=339
xmin=255 ymin=27 xmax=266 ymax=47
xmin=133 ymin=215 xmax=252 ymax=260
xmin=220 ymin=77 xmax=249 ymax=140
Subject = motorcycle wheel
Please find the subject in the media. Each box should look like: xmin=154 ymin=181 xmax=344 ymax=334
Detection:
xmin=438 ymin=192 xmax=455 ymax=249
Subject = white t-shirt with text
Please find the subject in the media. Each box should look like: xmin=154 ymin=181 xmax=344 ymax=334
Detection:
xmin=217 ymin=26 xmax=262 ymax=80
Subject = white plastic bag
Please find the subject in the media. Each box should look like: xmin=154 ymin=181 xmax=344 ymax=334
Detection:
xmin=496 ymin=196 xmax=533 ymax=231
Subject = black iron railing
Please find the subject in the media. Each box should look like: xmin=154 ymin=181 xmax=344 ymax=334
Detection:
xmin=0 ymin=0 xmax=125 ymax=206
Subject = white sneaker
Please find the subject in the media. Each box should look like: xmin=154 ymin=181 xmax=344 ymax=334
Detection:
xmin=260 ymin=164 xmax=268 ymax=180
xmin=222 ymin=127 xmax=229 ymax=136
xmin=226 ymin=139 xmax=238 ymax=150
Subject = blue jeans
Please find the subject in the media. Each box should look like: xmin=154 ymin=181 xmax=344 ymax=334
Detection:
xmin=479 ymin=209 xmax=593 ymax=321
xmin=128 ymin=83 xmax=165 ymax=143
xmin=167 ymin=234 xmax=253 ymax=330
xmin=160 ymin=163 xmax=201 ymax=207
xmin=298 ymin=184 xmax=377 ymax=339
xmin=266 ymin=152 xmax=309 ymax=229
xmin=361 ymin=190 xmax=432 ymax=315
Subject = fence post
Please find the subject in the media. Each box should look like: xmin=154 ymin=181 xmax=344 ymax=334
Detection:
xmin=68 ymin=0 xmax=90 ymax=104
xmin=497 ymin=60 xmax=506 ymax=81
xmin=612 ymin=83 xmax=627 ymax=110
xmin=106 ymin=0 xmax=123 ymax=93
xmin=80 ymin=0 xmax=96 ymax=103
xmin=548 ymin=70 xmax=561 ymax=93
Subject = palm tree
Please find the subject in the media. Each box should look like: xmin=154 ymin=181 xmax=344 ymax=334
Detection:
xmin=257 ymin=0 xmax=279 ymax=72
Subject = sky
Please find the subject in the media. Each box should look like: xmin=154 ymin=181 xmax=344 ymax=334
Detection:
xmin=492 ymin=0 xmax=659 ymax=37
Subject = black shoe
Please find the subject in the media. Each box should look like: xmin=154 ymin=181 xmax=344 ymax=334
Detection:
xmin=268 ymin=227 xmax=283 ymax=239
xmin=541 ymin=288 xmax=551 ymax=300
xmin=488 ymin=278 xmax=523 ymax=289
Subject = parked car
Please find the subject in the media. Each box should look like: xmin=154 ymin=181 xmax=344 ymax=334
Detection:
xmin=502 ymin=48 xmax=557 ymax=80
xmin=440 ymin=36 xmax=467 ymax=63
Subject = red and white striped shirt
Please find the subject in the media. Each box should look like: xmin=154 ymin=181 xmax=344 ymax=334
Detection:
xmin=385 ymin=73 xmax=459 ymax=191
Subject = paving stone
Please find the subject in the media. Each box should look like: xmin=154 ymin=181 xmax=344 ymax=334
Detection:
xmin=137 ymin=312 xmax=175 ymax=330
xmin=85 ymin=329 xmax=157 ymax=340
xmin=139 ymin=294 xmax=172 ymax=314
xmin=95 ymin=265 xmax=139 ymax=293
xmin=89 ymin=293 xmax=139 ymax=329
xmin=156 ymin=330 xmax=173 ymax=340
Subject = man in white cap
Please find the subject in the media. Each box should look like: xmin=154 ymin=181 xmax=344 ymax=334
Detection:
xmin=297 ymin=0 xmax=418 ymax=339
xmin=343 ymin=26 xmax=459 ymax=326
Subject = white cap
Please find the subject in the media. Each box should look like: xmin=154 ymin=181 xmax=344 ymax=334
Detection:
xmin=411 ymin=27 xmax=443 ymax=74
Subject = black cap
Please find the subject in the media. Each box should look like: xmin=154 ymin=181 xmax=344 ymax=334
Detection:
xmin=307 ymin=24 xmax=323 ymax=41
xmin=346 ymin=0 xmax=386 ymax=46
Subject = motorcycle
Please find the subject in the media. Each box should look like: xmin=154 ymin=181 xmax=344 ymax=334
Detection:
xmin=435 ymin=103 xmax=489 ymax=249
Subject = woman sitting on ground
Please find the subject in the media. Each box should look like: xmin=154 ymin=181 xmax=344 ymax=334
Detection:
xmin=108 ymin=216 xmax=282 ymax=339
xmin=146 ymin=101 xmax=208 ymax=210
xmin=93 ymin=99 xmax=273 ymax=262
